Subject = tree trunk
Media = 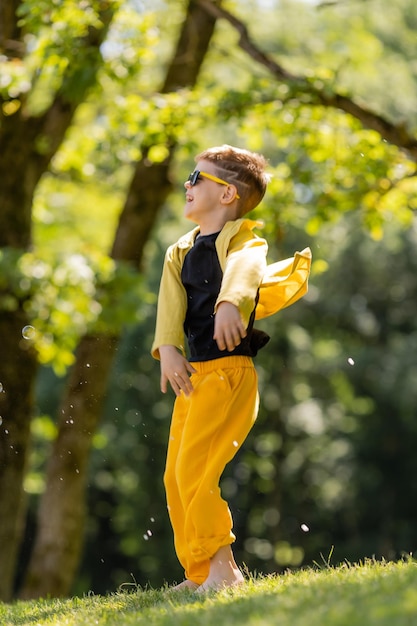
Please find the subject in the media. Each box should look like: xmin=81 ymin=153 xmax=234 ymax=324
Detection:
xmin=0 ymin=311 xmax=37 ymax=601
xmin=20 ymin=335 xmax=118 ymax=598
xmin=20 ymin=0 xmax=221 ymax=599
xmin=0 ymin=0 xmax=116 ymax=600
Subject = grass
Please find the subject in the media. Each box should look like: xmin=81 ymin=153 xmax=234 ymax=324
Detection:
xmin=2 ymin=559 xmax=417 ymax=625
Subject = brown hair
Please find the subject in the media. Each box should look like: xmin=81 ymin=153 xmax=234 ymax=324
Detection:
xmin=195 ymin=144 xmax=270 ymax=215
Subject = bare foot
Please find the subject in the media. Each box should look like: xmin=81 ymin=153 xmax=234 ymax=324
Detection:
xmin=196 ymin=545 xmax=244 ymax=594
xmin=167 ymin=579 xmax=199 ymax=592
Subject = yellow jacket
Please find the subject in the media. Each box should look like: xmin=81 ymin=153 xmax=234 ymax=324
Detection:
xmin=151 ymin=219 xmax=311 ymax=359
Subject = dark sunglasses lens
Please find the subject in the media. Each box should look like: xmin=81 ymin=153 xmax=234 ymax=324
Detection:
xmin=188 ymin=171 xmax=200 ymax=186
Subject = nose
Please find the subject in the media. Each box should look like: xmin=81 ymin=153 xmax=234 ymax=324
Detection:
xmin=184 ymin=180 xmax=191 ymax=190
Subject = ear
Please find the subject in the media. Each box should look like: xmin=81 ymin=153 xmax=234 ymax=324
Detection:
xmin=220 ymin=185 xmax=239 ymax=204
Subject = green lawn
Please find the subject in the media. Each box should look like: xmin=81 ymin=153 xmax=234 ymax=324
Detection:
xmin=2 ymin=560 xmax=417 ymax=625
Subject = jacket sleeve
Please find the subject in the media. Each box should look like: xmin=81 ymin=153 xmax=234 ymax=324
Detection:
xmin=215 ymin=229 xmax=268 ymax=327
xmin=151 ymin=244 xmax=188 ymax=360
xmin=255 ymin=247 xmax=312 ymax=319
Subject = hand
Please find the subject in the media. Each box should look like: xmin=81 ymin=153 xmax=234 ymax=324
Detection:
xmin=159 ymin=345 xmax=196 ymax=397
xmin=213 ymin=301 xmax=247 ymax=352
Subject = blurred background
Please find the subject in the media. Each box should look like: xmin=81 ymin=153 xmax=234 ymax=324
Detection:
xmin=1 ymin=0 xmax=417 ymax=601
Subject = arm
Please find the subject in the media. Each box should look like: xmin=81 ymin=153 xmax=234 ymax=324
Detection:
xmin=151 ymin=244 xmax=188 ymax=360
xmin=215 ymin=230 xmax=267 ymax=327
xmin=151 ymin=237 xmax=197 ymax=395
xmin=213 ymin=228 xmax=267 ymax=350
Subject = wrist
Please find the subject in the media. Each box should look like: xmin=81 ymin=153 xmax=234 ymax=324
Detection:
xmin=159 ymin=344 xmax=180 ymax=356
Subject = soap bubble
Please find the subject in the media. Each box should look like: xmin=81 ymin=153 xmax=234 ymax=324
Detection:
xmin=22 ymin=325 xmax=36 ymax=340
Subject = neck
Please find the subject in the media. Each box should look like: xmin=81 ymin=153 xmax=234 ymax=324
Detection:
xmin=198 ymin=225 xmax=223 ymax=236
xmin=195 ymin=213 xmax=240 ymax=236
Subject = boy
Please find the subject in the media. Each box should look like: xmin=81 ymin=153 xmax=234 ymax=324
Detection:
xmin=151 ymin=145 xmax=311 ymax=592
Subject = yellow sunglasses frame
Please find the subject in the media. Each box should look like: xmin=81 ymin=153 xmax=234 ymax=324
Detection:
xmin=188 ymin=170 xmax=240 ymax=199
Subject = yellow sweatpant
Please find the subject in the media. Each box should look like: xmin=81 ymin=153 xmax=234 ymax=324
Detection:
xmin=163 ymin=356 xmax=259 ymax=585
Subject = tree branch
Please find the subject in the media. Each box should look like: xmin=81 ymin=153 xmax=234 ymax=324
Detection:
xmin=198 ymin=0 xmax=417 ymax=160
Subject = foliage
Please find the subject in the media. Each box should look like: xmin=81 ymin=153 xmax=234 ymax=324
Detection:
xmin=3 ymin=560 xmax=417 ymax=625
xmin=42 ymin=0 xmax=417 ymax=243
xmin=1 ymin=0 xmax=120 ymax=114
xmin=0 ymin=245 xmax=149 ymax=374
xmin=244 ymin=103 xmax=416 ymax=239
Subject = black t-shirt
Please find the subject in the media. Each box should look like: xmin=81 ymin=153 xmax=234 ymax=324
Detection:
xmin=181 ymin=232 xmax=269 ymax=362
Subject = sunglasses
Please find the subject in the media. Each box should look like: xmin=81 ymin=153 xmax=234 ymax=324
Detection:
xmin=187 ymin=170 xmax=240 ymax=199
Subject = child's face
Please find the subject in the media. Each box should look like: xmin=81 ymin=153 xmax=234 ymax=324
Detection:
xmin=183 ymin=160 xmax=232 ymax=227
